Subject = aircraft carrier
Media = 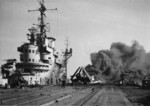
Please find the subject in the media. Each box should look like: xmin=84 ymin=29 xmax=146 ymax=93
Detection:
xmin=0 ymin=0 xmax=150 ymax=106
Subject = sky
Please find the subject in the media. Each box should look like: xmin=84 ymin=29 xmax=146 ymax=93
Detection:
xmin=0 ymin=0 xmax=150 ymax=78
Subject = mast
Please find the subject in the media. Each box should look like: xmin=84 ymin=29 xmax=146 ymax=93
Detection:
xmin=64 ymin=37 xmax=72 ymax=78
xmin=28 ymin=0 xmax=57 ymax=42
xmin=27 ymin=0 xmax=57 ymax=63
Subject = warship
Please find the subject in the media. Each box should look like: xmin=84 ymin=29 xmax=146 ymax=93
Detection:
xmin=0 ymin=0 xmax=72 ymax=87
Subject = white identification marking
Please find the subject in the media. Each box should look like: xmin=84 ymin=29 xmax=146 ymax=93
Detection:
xmin=40 ymin=95 xmax=71 ymax=106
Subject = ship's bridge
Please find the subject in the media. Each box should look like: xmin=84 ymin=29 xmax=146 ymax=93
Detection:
xmin=16 ymin=62 xmax=52 ymax=72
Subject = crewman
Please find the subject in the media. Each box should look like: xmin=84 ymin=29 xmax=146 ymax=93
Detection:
xmin=60 ymin=71 xmax=66 ymax=89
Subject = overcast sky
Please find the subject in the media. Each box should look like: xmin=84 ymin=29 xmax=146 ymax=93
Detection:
xmin=0 ymin=0 xmax=150 ymax=77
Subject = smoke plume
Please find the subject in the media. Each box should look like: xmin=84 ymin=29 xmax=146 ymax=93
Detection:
xmin=87 ymin=41 xmax=150 ymax=83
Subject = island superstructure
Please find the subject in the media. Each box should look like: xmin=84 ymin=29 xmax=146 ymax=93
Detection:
xmin=1 ymin=0 xmax=72 ymax=86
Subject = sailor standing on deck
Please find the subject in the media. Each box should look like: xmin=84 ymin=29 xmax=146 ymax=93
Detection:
xmin=59 ymin=70 xmax=66 ymax=88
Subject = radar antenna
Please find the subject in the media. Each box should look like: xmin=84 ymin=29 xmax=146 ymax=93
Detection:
xmin=28 ymin=0 xmax=57 ymax=38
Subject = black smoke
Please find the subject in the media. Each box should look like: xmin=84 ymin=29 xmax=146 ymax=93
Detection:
xmin=86 ymin=41 xmax=150 ymax=83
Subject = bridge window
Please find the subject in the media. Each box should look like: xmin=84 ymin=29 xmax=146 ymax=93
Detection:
xmin=32 ymin=59 xmax=34 ymax=62
xmin=43 ymin=60 xmax=49 ymax=63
